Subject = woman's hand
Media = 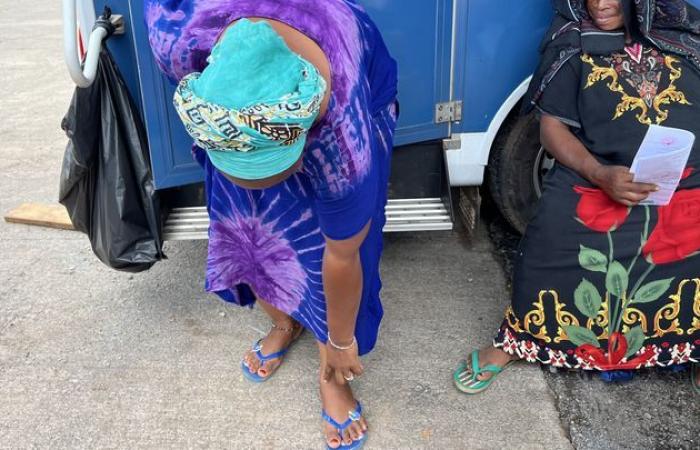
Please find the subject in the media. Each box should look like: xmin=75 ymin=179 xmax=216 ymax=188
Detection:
xmin=539 ymin=115 xmax=658 ymax=206
xmin=589 ymin=165 xmax=658 ymax=206
xmin=322 ymin=338 xmax=364 ymax=385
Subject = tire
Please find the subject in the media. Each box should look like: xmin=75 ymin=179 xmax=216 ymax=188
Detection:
xmin=487 ymin=112 xmax=555 ymax=234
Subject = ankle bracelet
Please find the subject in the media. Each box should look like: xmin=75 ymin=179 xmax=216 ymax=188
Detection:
xmin=271 ymin=323 xmax=295 ymax=333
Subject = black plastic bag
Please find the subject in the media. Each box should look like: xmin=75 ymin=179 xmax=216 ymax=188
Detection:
xmin=59 ymin=49 xmax=163 ymax=272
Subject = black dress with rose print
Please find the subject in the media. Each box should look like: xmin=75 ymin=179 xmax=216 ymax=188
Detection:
xmin=494 ymin=42 xmax=700 ymax=370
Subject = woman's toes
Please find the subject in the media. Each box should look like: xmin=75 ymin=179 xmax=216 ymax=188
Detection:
xmin=325 ymin=430 xmax=341 ymax=449
xmin=257 ymin=360 xmax=278 ymax=378
xmin=354 ymin=422 xmax=365 ymax=440
xmin=347 ymin=424 xmax=359 ymax=441
xmin=358 ymin=416 xmax=368 ymax=432
xmin=245 ymin=352 xmax=260 ymax=373
xmin=342 ymin=430 xmax=353 ymax=446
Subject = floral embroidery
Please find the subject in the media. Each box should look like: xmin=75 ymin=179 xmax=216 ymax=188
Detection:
xmin=582 ymin=45 xmax=691 ymax=125
xmin=495 ymin=326 xmax=698 ymax=370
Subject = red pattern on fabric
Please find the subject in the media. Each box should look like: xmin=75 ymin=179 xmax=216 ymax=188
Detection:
xmin=574 ymin=186 xmax=630 ymax=232
xmin=643 ymin=189 xmax=700 ymax=264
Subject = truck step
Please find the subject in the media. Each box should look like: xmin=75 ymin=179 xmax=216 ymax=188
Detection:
xmin=163 ymin=198 xmax=453 ymax=241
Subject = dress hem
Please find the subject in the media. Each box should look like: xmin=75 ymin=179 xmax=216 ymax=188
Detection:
xmin=493 ymin=324 xmax=700 ymax=371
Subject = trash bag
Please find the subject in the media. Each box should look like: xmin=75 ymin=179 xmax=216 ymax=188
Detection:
xmin=59 ymin=49 xmax=163 ymax=272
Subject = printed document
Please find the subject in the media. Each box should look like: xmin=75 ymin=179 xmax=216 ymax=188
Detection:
xmin=630 ymin=125 xmax=695 ymax=206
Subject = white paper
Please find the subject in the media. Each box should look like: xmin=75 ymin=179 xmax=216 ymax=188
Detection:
xmin=630 ymin=125 xmax=695 ymax=206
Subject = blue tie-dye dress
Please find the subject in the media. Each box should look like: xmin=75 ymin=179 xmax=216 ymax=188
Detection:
xmin=145 ymin=0 xmax=398 ymax=354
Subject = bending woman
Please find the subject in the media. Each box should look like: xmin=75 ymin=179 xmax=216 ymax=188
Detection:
xmin=145 ymin=1 xmax=398 ymax=447
xmin=455 ymin=0 xmax=700 ymax=393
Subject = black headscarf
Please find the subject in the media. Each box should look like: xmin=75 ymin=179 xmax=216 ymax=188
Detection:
xmin=524 ymin=0 xmax=700 ymax=113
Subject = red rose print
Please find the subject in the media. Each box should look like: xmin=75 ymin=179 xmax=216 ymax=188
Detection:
xmin=643 ymin=189 xmax=700 ymax=264
xmin=574 ymin=186 xmax=631 ymax=232
xmin=574 ymin=333 xmax=654 ymax=370
xmin=607 ymin=332 xmax=627 ymax=365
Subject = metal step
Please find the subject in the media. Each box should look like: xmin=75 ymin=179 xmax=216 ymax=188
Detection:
xmin=163 ymin=198 xmax=453 ymax=241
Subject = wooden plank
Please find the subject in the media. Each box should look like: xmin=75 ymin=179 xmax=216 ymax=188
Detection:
xmin=4 ymin=203 xmax=75 ymax=231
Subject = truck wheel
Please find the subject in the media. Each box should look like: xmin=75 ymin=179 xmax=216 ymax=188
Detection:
xmin=487 ymin=112 xmax=554 ymax=234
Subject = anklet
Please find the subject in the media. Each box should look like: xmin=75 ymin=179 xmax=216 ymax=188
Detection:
xmin=328 ymin=335 xmax=356 ymax=351
xmin=271 ymin=323 xmax=295 ymax=333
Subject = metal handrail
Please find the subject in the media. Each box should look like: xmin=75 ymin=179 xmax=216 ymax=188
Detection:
xmin=62 ymin=0 xmax=123 ymax=88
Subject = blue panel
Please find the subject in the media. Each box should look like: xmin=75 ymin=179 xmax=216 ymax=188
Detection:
xmin=360 ymin=0 xmax=453 ymax=146
xmin=453 ymin=0 xmax=552 ymax=133
xmin=127 ymin=2 xmax=203 ymax=189
xmin=96 ymin=0 xmax=204 ymax=189
xmin=94 ymin=0 xmax=142 ymax=114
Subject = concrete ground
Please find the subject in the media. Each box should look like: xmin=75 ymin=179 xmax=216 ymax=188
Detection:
xmin=0 ymin=1 xmax=695 ymax=449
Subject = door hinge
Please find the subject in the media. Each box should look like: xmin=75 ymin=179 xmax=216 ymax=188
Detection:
xmin=442 ymin=136 xmax=461 ymax=151
xmin=434 ymin=101 xmax=463 ymax=124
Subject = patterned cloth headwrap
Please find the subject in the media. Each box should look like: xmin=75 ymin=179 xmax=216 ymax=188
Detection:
xmin=173 ymin=56 xmax=326 ymax=179
xmin=524 ymin=0 xmax=700 ymax=113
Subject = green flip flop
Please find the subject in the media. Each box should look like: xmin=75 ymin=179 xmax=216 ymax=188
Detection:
xmin=692 ymin=363 xmax=700 ymax=395
xmin=453 ymin=350 xmax=514 ymax=395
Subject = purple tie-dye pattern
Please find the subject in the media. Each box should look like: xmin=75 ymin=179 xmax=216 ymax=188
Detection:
xmin=146 ymin=0 xmax=397 ymax=354
xmin=207 ymin=215 xmax=307 ymax=314
xmin=205 ymin=170 xmax=326 ymax=319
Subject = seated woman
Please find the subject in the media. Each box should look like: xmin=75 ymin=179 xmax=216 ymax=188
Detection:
xmin=145 ymin=1 xmax=398 ymax=447
xmin=455 ymin=0 xmax=700 ymax=393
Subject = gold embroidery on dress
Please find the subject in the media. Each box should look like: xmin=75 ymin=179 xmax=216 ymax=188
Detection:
xmin=505 ymin=306 xmax=524 ymax=333
xmin=507 ymin=279 xmax=700 ymax=341
xmin=652 ymin=279 xmax=686 ymax=338
xmin=621 ymin=306 xmax=648 ymax=334
xmin=686 ymin=279 xmax=700 ymax=335
xmin=653 ymin=56 xmax=690 ymax=124
xmin=553 ymin=291 xmax=581 ymax=343
xmin=523 ymin=291 xmax=552 ymax=343
xmin=582 ymin=54 xmax=690 ymax=125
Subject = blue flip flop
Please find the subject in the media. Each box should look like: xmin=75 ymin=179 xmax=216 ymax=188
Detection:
xmin=241 ymin=326 xmax=303 ymax=383
xmin=322 ymin=402 xmax=367 ymax=450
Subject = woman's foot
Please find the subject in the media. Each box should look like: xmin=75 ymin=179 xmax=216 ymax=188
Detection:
xmin=320 ymin=373 xmax=367 ymax=449
xmin=473 ymin=346 xmax=518 ymax=381
xmin=454 ymin=345 xmax=519 ymax=394
xmin=242 ymin=319 xmax=302 ymax=379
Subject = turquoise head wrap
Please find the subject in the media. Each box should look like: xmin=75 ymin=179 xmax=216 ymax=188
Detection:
xmin=173 ymin=19 xmax=327 ymax=181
